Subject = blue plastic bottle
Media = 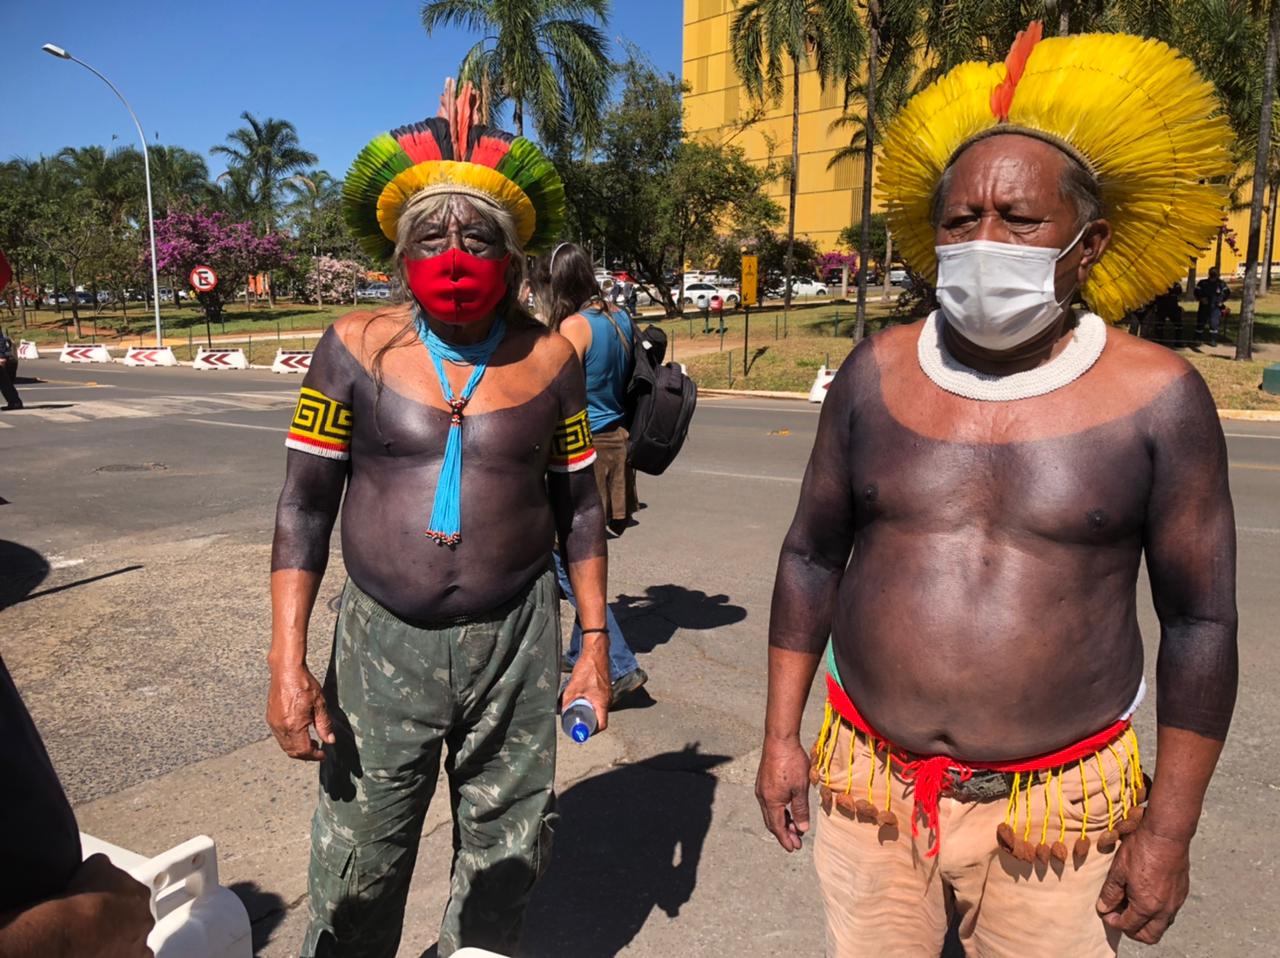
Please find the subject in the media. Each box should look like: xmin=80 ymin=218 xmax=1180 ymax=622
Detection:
xmin=561 ymin=698 xmax=598 ymax=743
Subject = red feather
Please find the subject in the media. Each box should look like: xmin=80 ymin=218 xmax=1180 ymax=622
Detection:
xmin=990 ymin=20 xmax=1044 ymax=120
xmin=397 ymin=126 xmax=444 ymax=164
xmin=468 ymin=134 xmax=511 ymax=169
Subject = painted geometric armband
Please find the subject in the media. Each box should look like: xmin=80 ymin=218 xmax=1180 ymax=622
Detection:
xmin=548 ymin=409 xmax=597 ymax=473
xmin=285 ymin=386 xmax=353 ymax=461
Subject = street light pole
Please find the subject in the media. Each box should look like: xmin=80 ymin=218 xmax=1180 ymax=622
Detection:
xmin=42 ymin=43 xmax=164 ymax=347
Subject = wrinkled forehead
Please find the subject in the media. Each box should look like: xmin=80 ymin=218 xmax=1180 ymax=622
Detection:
xmin=944 ymin=132 xmax=1075 ymax=199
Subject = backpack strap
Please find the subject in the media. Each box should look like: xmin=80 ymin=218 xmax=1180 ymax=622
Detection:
xmin=602 ymin=306 xmax=634 ymax=360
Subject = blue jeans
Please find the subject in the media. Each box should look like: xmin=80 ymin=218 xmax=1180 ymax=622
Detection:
xmin=552 ymin=552 xmax=639 ymax=681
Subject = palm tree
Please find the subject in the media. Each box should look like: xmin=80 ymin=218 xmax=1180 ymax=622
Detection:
xmin=421 ymin=0 xmax=613 ymax=146
xmin=211 ymin=112 xmax=316 ymax=233
xmin=730 ymin=0 xmax=864 ymax=314
xmin=56 ymin=145 xmax=144 ymax=225
xmin=149 ymin=145 xmax=212 ymax=215
xmin=283 ymin=169 xmax=341 ymax=235
xmin=1236 ymin=0 xmax=1280 ymax=360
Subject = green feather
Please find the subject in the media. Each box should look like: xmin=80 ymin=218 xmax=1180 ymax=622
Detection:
xmin=342 ymin=133 xmax=413 ymax=261
xmin=497 ymin=138 xmax=567 ymax=253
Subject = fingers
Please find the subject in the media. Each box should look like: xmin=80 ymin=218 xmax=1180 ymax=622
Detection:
xmin=790 ymin=785 xmax=811 ymax=837
xmin=759 ymin=797 xmax=799 ymax=852
xmin=1096 ymin=865 xmax=1127 ymax=915
xmin=311 ymin=693 xmax=337 ymax=746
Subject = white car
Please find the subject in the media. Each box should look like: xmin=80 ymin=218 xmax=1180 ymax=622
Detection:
xmin=674 ymin=281 xmax=740 ymax=309
xmin=789 ymin=278 xmax=829 ymax=297
xmin=888 ymin=268 xmax=908 ymax=286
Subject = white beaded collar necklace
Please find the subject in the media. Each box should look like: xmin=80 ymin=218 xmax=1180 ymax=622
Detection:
xmin=916 ymin=309 xmax=1107 ymax=402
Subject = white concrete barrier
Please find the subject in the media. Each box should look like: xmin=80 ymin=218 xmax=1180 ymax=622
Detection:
xmin=271 ymin=349 xmax=313 ymax=373
xmin=17 ymin=340 xmax=39 ymax=360
xmin=193 ymin=348 xmax=249 ymax=371
xmin=81 ymin=833 xmax=252 ymax=958
xmin=124 ymin=346 xmax=179 ymax=367
xmin=808 ymin=365 xmax=836 ymax=403
xmin=60 ymin=343 xmax=113 ymax=363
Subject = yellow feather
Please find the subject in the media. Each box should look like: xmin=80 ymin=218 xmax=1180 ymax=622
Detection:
xmin=879 ymin=32 xmax=1232 ymax=322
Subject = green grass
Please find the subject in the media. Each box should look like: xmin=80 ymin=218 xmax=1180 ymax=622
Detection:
xmin=7 ymin=300 xmax=359 ymax=344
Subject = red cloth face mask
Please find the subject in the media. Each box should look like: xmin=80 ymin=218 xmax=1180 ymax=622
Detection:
xmin=405 ymin=249 xmax=511 ymax=325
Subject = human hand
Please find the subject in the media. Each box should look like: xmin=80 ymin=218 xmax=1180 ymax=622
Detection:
xmin=756 ymin=734 xmax=811 ymax=852
xmin=1096 ymin=825 xmax=1191 ymax=944
xmin=266 ymin=663 xmax=334 ymax=760
xmin=65 ymin=853 xmax=154 ymax=957
xmin=560 ymin=641 xmax=610 ymax=735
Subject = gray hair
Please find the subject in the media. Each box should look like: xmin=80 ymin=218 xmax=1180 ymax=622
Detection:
xmin=393 ymin=189 xmax=528 ymax=300
xmin=929 ymin=136 xmax=1103 ymax=230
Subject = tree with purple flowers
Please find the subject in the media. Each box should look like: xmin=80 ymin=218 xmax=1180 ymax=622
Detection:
xmin=150 ymin=207 xmax=291 ymax=337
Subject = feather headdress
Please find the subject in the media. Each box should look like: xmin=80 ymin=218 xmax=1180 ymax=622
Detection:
xmin=342 ymin=79 xmax=566 ymax=262
xmin=878 ymin=24 xmax=1233 ymax=322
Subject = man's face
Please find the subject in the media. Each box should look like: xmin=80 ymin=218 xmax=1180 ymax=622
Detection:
xmin=934 ymin=134 xmax=1109 ymax=302
xmin=406 ymin=195 xmax=506 ymax=261
xmin=1208 ymin=268 xmax=1219 ymax=280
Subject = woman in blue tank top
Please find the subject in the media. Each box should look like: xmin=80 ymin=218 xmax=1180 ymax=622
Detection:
xmin=529 ymin=243 xmax=647 ymax=703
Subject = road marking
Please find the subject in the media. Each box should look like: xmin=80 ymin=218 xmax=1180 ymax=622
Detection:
xmin=1238 ymin=526 xmax=1280 ymax=536
xmin=688 ymin=468 xmax=802 ymax=484
xmin=2 ymin=391 xmax=296 ymax=425
xmin=1224 ymin=432 xmax=1280 ymax=440
xmin=187 ymin=418 xmax=285 ymax=433
xmin=18 ymin=383 xmax=110 ymax=390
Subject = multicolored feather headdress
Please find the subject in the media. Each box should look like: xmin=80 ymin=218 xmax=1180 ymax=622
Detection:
xmin=342 ymin=80 xmax=566 ymax=262
xmin=878 ymin=23 xmax=1233 ymax=322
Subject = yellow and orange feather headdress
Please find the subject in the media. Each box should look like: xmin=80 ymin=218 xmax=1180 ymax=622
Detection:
xmin=342 ymin=79 xmax=566 ymax=262
xmin=878 ymin=23 xmax=1233 ymax=321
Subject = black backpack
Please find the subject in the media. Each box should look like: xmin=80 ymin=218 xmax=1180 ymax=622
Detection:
xmin=603 ymin=312 xmax=697 ymax=476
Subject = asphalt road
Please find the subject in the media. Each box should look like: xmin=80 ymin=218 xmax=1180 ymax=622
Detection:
xmin=1 ymin=357 xmax=1277 ymax=957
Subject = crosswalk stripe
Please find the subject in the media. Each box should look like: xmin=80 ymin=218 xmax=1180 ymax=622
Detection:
xmin=1 ymin=391 xmax=297 ymax=425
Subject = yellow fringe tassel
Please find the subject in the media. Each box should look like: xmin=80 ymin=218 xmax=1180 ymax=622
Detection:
xmin=884 ymin=752 xmax=893 ymax=813
xmin=1022 ymin=772 xmax=1035 ymax=842
xmin=1096 ymin=752 xmax=1115 ymax=830
xmin=844 ymin=724 xmax=856 ymax=795
xmin=1005 ymin=771 xmax=1021 ymax=828
xmin=822 ymin=720 xmax=839 ymax=788
xmin=1056 ymin=765 xmax=1068 ymax=843
xmin=1078 ymin=758 xmax=1090 ymax=838
xmin=1040 ymin=768 xmax=1052 ymax=846
xmin=1108 ymin=743 xmax=1131 ymax=818
xmin=866 ymin=737 xmax=878 ymax=803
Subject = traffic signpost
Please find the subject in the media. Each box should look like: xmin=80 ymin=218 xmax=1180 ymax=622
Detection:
xmin=741 ymin=254 xmax=759 ymax=376
xmin=189 ymin=265 xmax=218 ymax=293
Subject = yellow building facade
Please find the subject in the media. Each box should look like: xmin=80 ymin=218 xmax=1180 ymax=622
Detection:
xmin=683 ymin=0 xmax=1275 ymax=280
xmin=682 ymin=0 xmax=870 ymax=252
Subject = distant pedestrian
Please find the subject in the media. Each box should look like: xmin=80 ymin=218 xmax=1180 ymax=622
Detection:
xmin=1195 ymin=267 xmax=1229 ymax=346
xmin=624 ymin=280 xmax=638 ymax=316
xmin=530 ymin=241 xmax=649 ymax=704
xmin=0 ymin=330 xmax=23 ymax=411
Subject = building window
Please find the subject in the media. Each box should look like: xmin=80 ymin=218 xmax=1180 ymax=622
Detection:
xmin=832 ymin=155 xmax=859 ymax=191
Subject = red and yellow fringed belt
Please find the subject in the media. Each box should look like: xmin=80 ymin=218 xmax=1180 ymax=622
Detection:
xmin=813 ymin=674 xmax=1148 ymax=861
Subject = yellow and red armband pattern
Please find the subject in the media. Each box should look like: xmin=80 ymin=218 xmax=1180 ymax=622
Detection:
xmin=285 ymin=386 xmax=353 ymax=461
xmin=548 ymin=409 xmax=597 ymax=473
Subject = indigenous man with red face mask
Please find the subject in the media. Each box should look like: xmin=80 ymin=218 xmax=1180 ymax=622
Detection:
xmin=756 ymin=25 xmax=1238 ymax=958
xmin=267 ymin=81 xmax=611 ymax=958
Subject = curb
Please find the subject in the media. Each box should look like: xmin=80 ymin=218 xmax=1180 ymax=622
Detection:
xmin=1217 ymin=409 xmax=1280 ymax=421
xmin=701 ymin=387 xmax=1280 ymax=420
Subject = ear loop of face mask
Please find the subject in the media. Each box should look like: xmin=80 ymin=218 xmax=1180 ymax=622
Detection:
xmin=1047 ymin=223 xmax=1091 ymax=310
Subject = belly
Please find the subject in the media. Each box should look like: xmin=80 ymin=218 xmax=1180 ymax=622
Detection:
xmin=339 ymin=463 xmax=555 ymax=621
xmin=831 ymin=527 xmax=1145 ymax=761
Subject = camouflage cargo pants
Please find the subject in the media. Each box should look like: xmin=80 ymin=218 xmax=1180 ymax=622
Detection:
xmin=302 ymin=570 xmax=560 ymax=958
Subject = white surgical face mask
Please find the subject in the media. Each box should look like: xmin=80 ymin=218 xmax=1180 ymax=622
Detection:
xmin=934 ymin=226 xmax=1087 ymax=351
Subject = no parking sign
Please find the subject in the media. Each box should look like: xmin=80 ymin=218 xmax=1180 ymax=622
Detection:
xmin=189 ymin=264 xmax=218 ymax=293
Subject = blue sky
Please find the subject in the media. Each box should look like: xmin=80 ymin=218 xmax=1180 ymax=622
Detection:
xmin=2 ymin=0 xmax=684 ymax=177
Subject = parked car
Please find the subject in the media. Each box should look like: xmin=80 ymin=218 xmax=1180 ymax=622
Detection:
xmin=358 ymin=282 xmax=392 ymax=300
xmin=674 ymin=281 xmax=740 ymax=309
xmin=888 ymin=268 xmax=909 ymax=286
xmin=789 ymin=278 xmax=829 ymax=297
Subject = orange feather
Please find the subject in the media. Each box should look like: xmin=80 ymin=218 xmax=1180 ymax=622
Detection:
xmin=990 ymin=20 xmax=1044 ymax=120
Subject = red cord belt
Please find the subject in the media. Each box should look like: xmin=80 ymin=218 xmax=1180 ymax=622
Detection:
xmin=824 ymin=673 xmax=1129 ymax=856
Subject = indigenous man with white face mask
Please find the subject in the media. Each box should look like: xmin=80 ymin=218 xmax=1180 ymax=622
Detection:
xmin=756 ymin=23 xmax=1238 ymax=957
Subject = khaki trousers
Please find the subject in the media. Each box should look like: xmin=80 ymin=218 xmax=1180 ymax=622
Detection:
xmin=813 ymin=719 xmax=1130 ymax=957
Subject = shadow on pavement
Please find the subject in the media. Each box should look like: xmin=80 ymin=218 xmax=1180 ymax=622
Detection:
xmin=228 ymin=881 xmax=286 ymax=956
xmin=0 ymin=540 xmax=49 ymax=609
xmin=614 ymin=584 xmax=747 ymax=654
xmin=519 ymin=744 xmax=729 ymax=957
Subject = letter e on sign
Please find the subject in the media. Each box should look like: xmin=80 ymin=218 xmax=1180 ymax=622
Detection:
xmin=189 ymin=265 xmax=219 ymax=293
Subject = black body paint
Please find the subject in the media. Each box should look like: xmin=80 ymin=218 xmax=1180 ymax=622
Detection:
xmin=272 ymin=324 xmax=607 ymax=622
xmin=770 ymin=328 xmax=1237 ymax=759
